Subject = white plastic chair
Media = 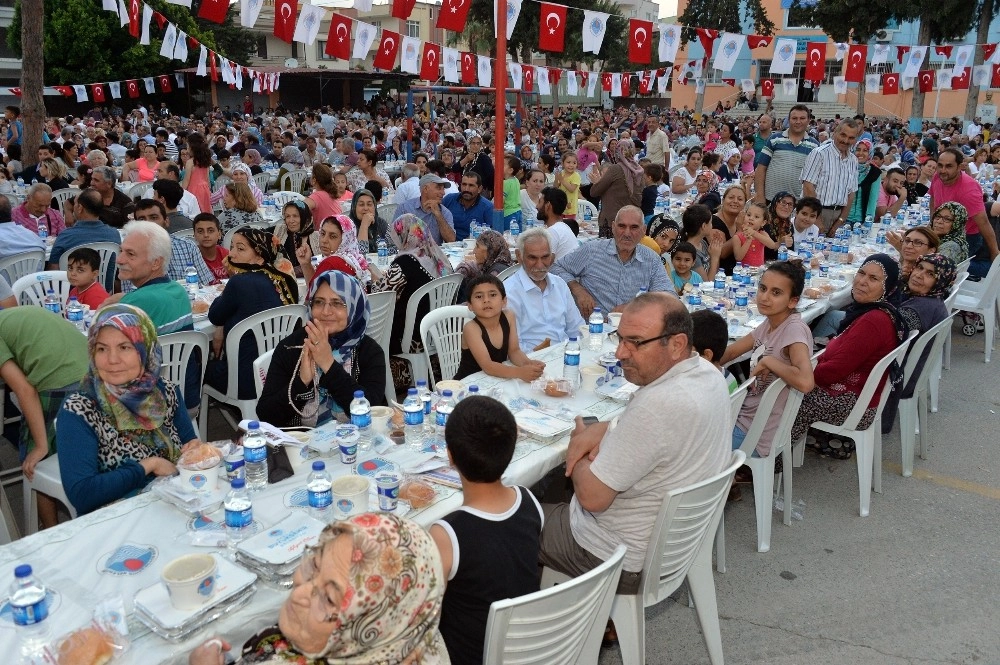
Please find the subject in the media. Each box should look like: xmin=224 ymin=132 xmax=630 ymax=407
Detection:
xmin=895 ymin=316 xmax=954 ymax=477
xmin=792 ymin=331 xmax=917 ymax=517
xmin=577 ymin=200 xmax=598 ymax=221
xmin=420 ymin=305 xmax=474 ymax=389
xmin=201 ymin=305 xmax=308 ymax=428
xmin=541 ymin=450 xmax=746 ymax=665
xmin=50 ymin=187 xmax=80 ymax=219
xmin=377 ymin=202 xmax=398 ymax=222
xmin=398 ymin=273 xmax=464 ymax=387
xmin=160 ymin=330 xmax=210 ymax=440
xmin=932 ymin=272 xmax=968 ymax=412
xmin=0 ymin=481 xmax=18 ymax=544
xmin=496 ymin=264 xmax=520 ymax=282
xmin=712 ymin=376 xmax=753 ymax=574
xmin=271 ymin=190 xmax=306 ymax=207
xmin=365 ymin=290 xmax=397 ymax=404
xmin=11 ymin=270 xmax=72 ymax=306
xmin=222 ymin=227 xmax=240 ymax=251
xmin=0 ymin=249 xmax=44 ymax=286
xmin=57 ymin=241 xmax=120 ymax=293
xmin=24 ymin=454 xmax=76 ymax=537
xmin=128 ymin=181 xmax=153 ymax=200
xmin=252 ymin=172 xmax=271 ymax=193
xmin=280 ymin=169 xmax=310 ymax=193
xmin=483 ymin=545 xmax=626 ymax=665
xmin=253 ymin=349 xmax=275 ymax=401
xmin=171 ymin=228 xmax=195 ymax=240
xmin=212 ymin=174 xmax=232 ymax=193
xmin=950 ymin=254 xmax=1000 ymax=362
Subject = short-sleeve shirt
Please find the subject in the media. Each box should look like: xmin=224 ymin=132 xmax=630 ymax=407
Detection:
xmin=876 ymin=185 xmax=898 ymax=212
xmin=0 ymin=307 xmax=89 ymax=392
xmin=550 ymin=239 xmax=673 ymax=313
xmin=801 ymin=141 xmax=859 ymax=206
xmin=756 ymin=132 xmax=820 ymax=201
xmin=929 ymin=172 xmax=987 ymax=235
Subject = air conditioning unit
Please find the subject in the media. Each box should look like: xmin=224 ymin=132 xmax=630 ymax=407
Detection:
xmin=875 ymin=29 xmax=894 ymax=42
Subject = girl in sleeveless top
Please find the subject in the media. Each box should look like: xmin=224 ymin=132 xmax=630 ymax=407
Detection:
xmin=454 ymin=275 xmax=546 ymax=381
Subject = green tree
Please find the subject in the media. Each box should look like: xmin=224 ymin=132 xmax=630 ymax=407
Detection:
xmin=7 ymin=0 xmax=257 ymax=85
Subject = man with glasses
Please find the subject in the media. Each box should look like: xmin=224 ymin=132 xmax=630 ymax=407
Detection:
xmin=538 ymin=292 xmax=731 ymax=594
xmin=931 ymin=147 xmax=998 ymax=278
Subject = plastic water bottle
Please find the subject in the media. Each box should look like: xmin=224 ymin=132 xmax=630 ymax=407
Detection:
xmin=583 ymin=206 xmax=593 ymax=222
xmin=43 ymin=289 xmax=61 ymax=316
xmin=224 ymin=477 xmax=253 ymax=544
xmin=728 ymin=316 xmax=740 ymax=338
xmin=243 ymin=421 xmax=268 ymax=491
xmin=588 ymin=307 xmax=604 ymax=352
xmin=350 ymin=390 xmax=372 ymax=452
xmin=376 ymin=237 xmax=388 ymax=267
xmin=636 ymin=287 xmax=648 ymax=298
xmin=777 ymin=243 xmax=788 ymax=261
xmin=435 ymin=390 xmax=455 ymax=436
xmin=403 ymin=388 xmax=424 ymax=449
xmin=876 ymin=227 xmax=887 ymax=245
xmin=464 ymin=385 xmax=479 ymax=400
xmin=804 ymin=266 xmax=812 ymax=287
xmin=563 ymin=336 xmax=581 ymax=386
xmin=185 ymin=264 xmax=199 ymax=300
xmin=37 ymin=220 xmax=47 ymax=241
xmin=510 ymin=217 xmax=520 ymax=237
xmin=735 ymin=287 xmax=749 ymax=313
xmin=306 ymin=461 xmax=332 ymax=522
xmin=9 ymin=565 xmax=50 ymax=658
xmin=714 ymin=269 xmax=726 ymax=291
xmin=66 ymin=296 xmax=84 ymax=332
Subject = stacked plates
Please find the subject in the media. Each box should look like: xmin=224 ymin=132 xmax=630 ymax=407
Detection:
xmin=234 ymin=512 xmax=326 ymax=588
xmin=134 ymin=555 xmax=257 ymax=642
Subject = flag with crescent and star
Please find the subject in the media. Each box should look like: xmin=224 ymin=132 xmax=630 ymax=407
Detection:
xmin=712 ymin=32 xmax=745 ymax=72
xmin=324 ymin=14 xmax=352 ymax=60
xmin=392 ymin=0 xmax=417 ymax=20
xmin=523 ymin=65 xmax=534 ymax=92
xmin=952 ymin=67 xmax=970 ymax=90
xmin=127 ymin=0 xmax=141 ymax=36
xmin=992 ymin=63 xmax=1000 ymax=89
xmin=461 ymin=51 xmax=476 ymax=84
xmin=760 ymin=79 xmax=774 ymax=97
xmin=125 ymin=79 xmax=140 ymax=98
xmin=437 ymin=0 xmax=472 ymax=32
xmin=421 ymin=42 xmax=441 ymax=80
xmin=539 ymin=2 xmax=567 ymax=52
xmin=628 ymin=19 xmax=652 ymax=64
xmin=882 ymin=72 xmax=899 ymax=95
xmin=273 ymin=0 xmax=297 ymax=43
xmin=804 ymin=42 xmax=826 ymax=82
xmin=918 ymin=70 xmax=934 ymax=93
xmin=845 ymin=44 xmax=866 ymax=83
xmin=373 ymin=31 xmax=400 ymax=70
xmin=91 ymin=84 xmax=106 ymax=103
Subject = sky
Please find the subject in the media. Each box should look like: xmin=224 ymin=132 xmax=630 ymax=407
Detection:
xmin=657 ymin=0 xmax=678 ymax=18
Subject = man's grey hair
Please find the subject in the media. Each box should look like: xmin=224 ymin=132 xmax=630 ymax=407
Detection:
xmin=92 ymin=165 xmax=117 ymax=185
xmin=516 ymin=226 xmax=552 ymax=254
xmin=122 ymin=220 xmax=171 ymax=267
xmin=26 ymin=182 xmax=53 ymax=199
xmin=402 ymin=163 xmax=420 ymax=179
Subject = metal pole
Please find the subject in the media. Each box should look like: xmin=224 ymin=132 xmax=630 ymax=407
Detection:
xmin=406 ymin=89 xmax=414 ymax=160
xmin=493 ymin=0 xmax=507 ymax=231
xmin=933 ymin=85 xmax=941 ymax=122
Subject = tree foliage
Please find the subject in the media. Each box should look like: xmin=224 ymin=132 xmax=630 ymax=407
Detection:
xmin=7 ymin=0 xmax=258 ymax=85
xmin=678 ymin=0 xmax=775 ymax=43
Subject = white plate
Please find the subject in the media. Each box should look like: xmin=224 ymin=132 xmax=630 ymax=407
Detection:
xmin=236 ymin=512 xmax=325 ymax=566
xmin=514 ymin=408 xmax=574 ymax=443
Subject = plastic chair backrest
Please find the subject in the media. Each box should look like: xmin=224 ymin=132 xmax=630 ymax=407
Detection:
xmin=482 ymin=544 xmax=626 ymax=665
xmin=640 ymin=450 xmax=745 ymax=608
xmin=836 ymin=330 xmax=917 ymax=431
xmin=497 ymin=264 xmax=520 ymax=282
xmin=280 ymin=170 xmax=309 ymax=193
xmin=736 ymin=377 xmax=805 ymax=460
xmin=366 ymin=290 xmax=396 ymax=349
xmin=955 ymin=257 xmax=971 ymax=279
xmin=420 ymin=305 xmax=474 ymax=386
xmin=171 ymin=228 xmax=195 ymax=240
xmin=271 ymin=191 xmax=306 ymax=207
xmin=252 ymin=172 xmax=271 ymax=193
xmin=213 ymin=175 xmax=232 ymax=193
xmin=958 ymin=253 xmax=1000 ymax=299
xmin=57 ymin=241 xmax=119 ymax=293
xmin=945 ymin=273 xmax=967 ymax=311
xmin=159 ymin=331 xmax=208 ymax=395
xmin=900 ymin=315 xmax=954 ymax=387
xmin=399 ymin=273 xmax=464 ymax=356
xmin=577 ymin=200 xmax=598 ymax=220
xmin=0 ymin=250 xmax=44 ymax=286
xmin=222 ymin=305 xmax=308 ymax=400
xmin=12 ymin=271 xmax=71 ymax=306
xmin=729 ymin=376 xmax=754 ymax=430
xmin=128 ymin=182 xmax=153 ymax=200
xmin=51 ymin=188 xmax=80 ymax=218
xmin=253 ymin=349 xmax=275 ymax=398
xmin=222 ymin=227 xmax=240 ymax=251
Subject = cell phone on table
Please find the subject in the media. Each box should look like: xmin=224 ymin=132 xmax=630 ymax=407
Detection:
xmin=580 ymin=416 xmax=599 ymax=426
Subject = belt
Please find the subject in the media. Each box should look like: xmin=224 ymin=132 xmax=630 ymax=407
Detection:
xmin=822 ymin=204 xmax=844 ymax=210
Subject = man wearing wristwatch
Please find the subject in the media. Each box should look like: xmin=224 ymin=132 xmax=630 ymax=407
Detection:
xmin=801 ymin=119 xmax=862 ymax=237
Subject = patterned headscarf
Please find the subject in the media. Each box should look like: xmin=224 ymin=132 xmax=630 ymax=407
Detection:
xmin=838 ymin=253 xmax=909 ymax=343
xmin=80 ymin=304 xmax=176 ymax=461
xmin=909 ymin=252 xmax=958 ymax=300
xmin=240 ymin=514 xmax=447 ymax=664
xmin=324 ymin=215 xmax=371 ymax=285
xmin=283 ymin=199 xmax=315 ymax=239
xmin=696 ymin=169 xmax=720 ymax=194
xmin=243 ymin=148 xmax=262 ymax=167
xmin=646 ymin=214 xmax=681 ymax=254
xmin=389 ymin=213 xmax=453 ymax=278
xmin=306 ymin=269 xmax=370 ymax=357
xmin=281 ymin=145 xmax=304 ymax=167
xmin=456 ymin=229 xmax=508 ymax=279
xmin=225 ymin=226 xmax=299 ymax=305
xmin=613 ymin=140 xmax=645 ymax=195
xmin=932 ymin=202 xmax=970 ymax=263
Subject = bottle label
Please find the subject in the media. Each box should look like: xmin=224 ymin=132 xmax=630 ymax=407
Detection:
xmin=68 ymin=310 xmax=83 ymax=322
xmin=11 ymin=597 xmax=48 ymax=626
xmin=421 ymin=396 xmax=432 ymax=415
xmin=589 ymin=322 xmax=603 ymax=335
xmin=564 ymin=352 xmax=580 ymax=366
xmin=244 ymin=443 xmax=267 ymax=463
xmin=225 ymin=506 xmax=253 ymax=528
xmin=308 ymin=488 xmax=332 ymax=509
xmin=404 ymin=409 xmax=424 ymax=426
xmin=436 ymin=409 xmax=450 ymax=428
xmin=736 ymin=296 xmax=749 ymax=307
xmin=351 ymin=412 xmax=372 ymax=429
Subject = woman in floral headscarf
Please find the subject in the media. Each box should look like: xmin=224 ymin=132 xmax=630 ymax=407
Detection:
xmin=58 ymin=305 xmax=202 ymax=515
xmin=275 ymin=199 xmax=320 ymax=278
xmin=843 ymin=139 xmax=882 ymax=233
xmin=258 ymin=269 xmax=386 ymax=428
xmin=928 ymin=201 xmax=970 ymax=265
xmin=302 ymin=215 xmax=375 ymax=286
xmin=205 ymin=227 xmax=299 ymax=401
xmin=693 ymin=168 xmax=722 ymax=210
xmin=189 ymin=514 xmax=448 ymax=665
xmin=455 ymin=229 xmax=511 ymax=303
xmin=210 ymin=162 xmax=264 ymax=207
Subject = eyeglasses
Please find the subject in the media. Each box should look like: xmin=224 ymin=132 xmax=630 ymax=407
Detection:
xmin=617 ymin=332 xmax=678 ymax=352
xmin=932 ymin=214 xmax=955 ymax=222
xmin=902 ymin=238 xmax=929 ymax=248
xmin=309 ymin=298 xmax=348 ymax=311
xmin=298 ymin=544 xmax=338 ymax=622
xmin=777 ymin=199 xmax=795 ymax=206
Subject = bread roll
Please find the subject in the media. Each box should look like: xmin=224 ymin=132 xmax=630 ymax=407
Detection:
xmin=399 ymin=480 xmax=435 ymax=508
xmin=58 ymin=627 xmax=114 ymax=665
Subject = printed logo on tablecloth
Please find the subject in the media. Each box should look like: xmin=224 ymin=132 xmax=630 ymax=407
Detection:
xmin=0 ymin=590 xmax=61 ymax=628
xmin=284 ymin=488 xmax=311 ymax=509
xmin=187 ymin=514 xmax=263 ymax=535
xmin=98 ymin=543 xmax=158 ymax=575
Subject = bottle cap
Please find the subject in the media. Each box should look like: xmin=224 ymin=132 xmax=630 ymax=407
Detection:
xmin=353 ymin=390 xmax=364 ymax=398
xmin=248 ymin=421 xmax=260 ymax=430
xmin=231 ymin=478 xmax=246 ymax=489
xmin=408 ymin=387 xmax=418 ymax=395
xmin=14 ymin=564 xmax=31 ymax=578
xmin=442 ymin=390 xmax=452 ymax=397
xmin=312 ymin=461 xmax=326 ymax=471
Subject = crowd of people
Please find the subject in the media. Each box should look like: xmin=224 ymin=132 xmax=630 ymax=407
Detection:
xmin=0 ymin=95 xmax=995 ymax=663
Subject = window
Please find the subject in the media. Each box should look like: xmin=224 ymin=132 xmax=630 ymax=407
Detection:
xmin=256 ymin=36 xmax=268 ymax=60
xmin=406 ymin=20 xmax=420 ymax=38
xmin=318 ymin=41 xmax=334 ymax=60
xmin=371 ymin=20 xmax=381 ymax=30
xmin=785 ymin=6 xmax=818 ymax=29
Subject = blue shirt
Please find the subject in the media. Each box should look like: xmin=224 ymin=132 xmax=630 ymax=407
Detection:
xmin=550 ymin=239 xmax=673 ymax=313
xmin=0 ymin=222 xmax=45 ymax=260
xmin=442 ymin=192 xmax=495 ymax=240
xmin=504 ymin=268 xmax=585 ymax=351
xmin=393 ymin=196 xmax=455 ymax=244
xmin=48 ymin=219 xmax=121 ymax=268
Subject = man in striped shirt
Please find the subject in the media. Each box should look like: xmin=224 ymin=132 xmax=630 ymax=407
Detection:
xmin=801 ymin=118 xmax=862 ymax=236
xmin=753 ymin=105 xmax=818 ymax=206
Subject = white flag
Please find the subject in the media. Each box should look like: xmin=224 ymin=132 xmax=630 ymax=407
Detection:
xmin=219 ymin=59 xmax=232 ymax=84
xmin=159 ymin=23 xmax=178 ymax=59
xmin=538 ymin=67 xmax=551 ymax=95
xmin=355 ymin=0 xmax=372 ymax=11
xmin=782 ymin=78 xmax=797 ymax=96
xmin=253 ymin=73 xmax=262 ymax=93
xmin=400 ymin=36 xmax=420 ymax=75
xmin=494 ymin=0 xmax=521 ymax=39
xmin=567 ymin=71 xmax=578 ymax=96
xmin=871 ymin=44 xmax=890 ymax=65
xmin=143 ymin=77 xmax=155 ymax=94
xmin=102 ymin=0 xmax=117 ymax=11
xmin=173 ymin=30 xmax=188 ymax=61
xmin=657 ymin=72 xmax=670 ymax=93
xmin=175 ymin=72 xmax=185 ymax=88
xmin=902 ymin=46 xmax=927 ymax=79
xmin=109 ymin=81 xmax=121 ymax=99
xmin=165 ymin=0 xmax=191 ymax=6
xmin=713 ymin=33 xmax=745 ymax=73
xmin=241 ymin=0 xmax=264 ymax=28
xmin=936 ymin=69 xmax=952 ymax=90
xmin=478 ymin=55 xmax=492 ymax=87
xmin=973 ymin=64 xmax=991 ymax=88
xmin=740 ymin=78 xmax=755 ymax=93
xmin=770 ymin=38 xmax=797 ymax=75
xmin=139 ymin=3 xmax=153 ymax=44
xmin=658 ymin=23 xmax=681 ymax=63
xmin=197 ymin=45 xmax=208 ymax=76
xmin=443 ymin=47 xmax=460 ymax=83
xmin=953 ymin=45 xmax=974 ymax=77
xmin=695 ymin=78 xmax=705 ymax=94
xmin=582 ymin=11 xmax=609 ymax=54
xmin=587 ymin=72 xmax=598 ymax=97
xmin=901 ymin=76 xmax=914 ymax=91
xmin=865 ymin=73 xmax=880 ymax=90
xmin=611 ymin=73 xmax=622 ymax=97
xmin=508 ymin=62 xmax=522 ymax=90
xmin=293 ymin=3 xmax=325 ymax=45
xmin=118 ymin=0 xmax=129 ymax=27
xmin=353 ymin=21 xmax=376 ymax=60
xmin=834 ymin=42 xmax=849 ymax=61
xmin=235 ymin=65 xmax=244 ymax=90
xmin=73 ymin=85 xmax=88 ymax=102
xmin=833 ymin=76 xmax=847 ymax=94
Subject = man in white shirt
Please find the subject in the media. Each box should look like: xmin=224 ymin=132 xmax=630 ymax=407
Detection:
xmin=538 ymin=187 xmax=579 ymax=259
xmin=505 ymin=227 xmax=585 ymax=351
xmin=393 ymin=162 xmax=421 ymax=203
xmin=155 ymin=161 xmax=201 ymax=220
xmin=644 ymin=116 xmax=669 ymax=167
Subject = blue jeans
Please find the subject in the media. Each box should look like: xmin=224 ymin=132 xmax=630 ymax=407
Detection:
xmin=732 ymin=424 xmax=761 ymax=457
xmin=812 ymin=310 xmax=846 ymax=339
xmin=966 ymin=233 xmax=991 ymax=279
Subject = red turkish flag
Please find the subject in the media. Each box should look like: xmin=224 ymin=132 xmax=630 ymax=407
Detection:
xmin=695 ymin=28 xmax=719 ymax=59
xmin=436 ymin=0 xmax=472 ymax=32
xmin=324 ymin=14 xmax=352 ymax=60
xmin=159 ymin=75 xmax=172 ymax=93
xmin=628 ymin=19 xmax=653 ymax=64
xmin=125 ymin=80 xmax=141 ymax=98
xmin=152 ymin=11 xmax=167 ymax=30
xmin=992 ymin=64 xmax=1000 ymax=89
xmin=804 ymin=42 xmax=827 ymax=82
xmin=620 ymin=74 xmax=630 ymax=97
xmin=523 ymin=65 xmax=534 ymax=91
xmin=273 ymin=0 xmax=298 ymax=43
xmin=548 ymin=68 xmax=562 ymax=85
xmin=197 ymin=0 xmax=229 ymax=23
xmin=127 ymin=0 xmax=141 ymax=37
xmin=984 ymin=44 xmax=998 ymax=62
xmin=461 ymin=52 xmax=476 ymax=84
xmin=952 ymin=66 xmax=971 ymax=90
xmin=918 ymin=70 xmax=934 ymax=93
xmin=722 ymin=78 xmax=736 ymax=87
xmin=845 ymin=44 xmax=867 ymax=83
xmin=747 ymin=35 xmax=772 ymax=49
xmin=761 ymin=79 xmax=774 ymax=97
xmin=896 ymin=46 xmax=910 ymax=64
xmin=373 ymin=31 xmax=400 ymax=70
xmin=602 ymin=72 xmax=612 ymax=91
xmin=8 ymin=87 xmax=20 ymax=96
xmin=53 ymin=86 xmax=74 ymax=97
xmin=91 ymin=84 xmax=106 ymax=103
xmin=209 ymin=51 xmax=219 ymax=81
xmin=639 ymin=72 xmax=652 ymax=94
xmin=934 ymin=46 xmax=953 ymax=58
xmin=882 ymin=73 xmax=899 ymax=95
xmin=538 ymin=3 xmax=567 ymax=52
xmin=392 ymin=0 xmax=417 ymax=20
xmin=420 ymin=43 xmax=441 ymax=80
